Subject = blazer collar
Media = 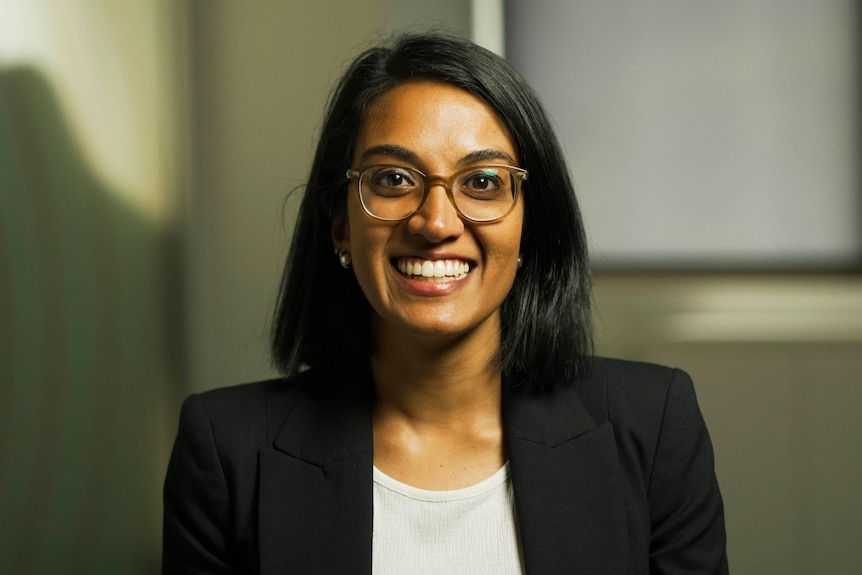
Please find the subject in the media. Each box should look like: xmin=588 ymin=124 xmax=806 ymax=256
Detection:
xmin=259 ymin=367 xmax=633 ymax=575
xmin=270 ymin=369 xmax=374 ymax=465
xmin=503 ymin=372 xmax=635 ymax=575
xmin=259 ymin=369 xmax=375 ymax=575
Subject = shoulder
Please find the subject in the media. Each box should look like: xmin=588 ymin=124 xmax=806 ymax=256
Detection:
xmin=175 ymin=372 xmax=320 ymax=453
xmin=193 ymin=377 xmax=296 ymax=419
xmin=579 ymin=356 xmax=697 ymax=426
xmin=581 ymin=360 xmax=727 ymax=570
xmin=164 ymin=375 xmax=315 ymax=570
xmin=193 ymin=377 xmax=287 ymax=419
xmin=169 ymin=379 xmax=287 ymax=479
xmin=587 ymin=355 xmax=688 ymax=393
xmin=577 ymin=357 xmax=707 ymax=482
xmin=178 ymin=368 xmax=369 ymax=450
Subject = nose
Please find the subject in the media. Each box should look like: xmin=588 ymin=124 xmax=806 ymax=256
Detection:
xmin=404 ymin=182 xmax=465 ymax=242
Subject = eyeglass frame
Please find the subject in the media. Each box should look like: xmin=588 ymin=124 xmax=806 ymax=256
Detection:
xmin=344 ymin=163 xmax=528 ymax=223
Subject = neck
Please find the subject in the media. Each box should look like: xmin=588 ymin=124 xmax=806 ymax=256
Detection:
xmin=369 ymin=315 xmax=508 ymax=489
xmin=370 ymin=318 xmax=503 ymax=425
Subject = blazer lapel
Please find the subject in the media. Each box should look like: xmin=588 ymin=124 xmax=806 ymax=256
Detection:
xmin=504 ymin=376 xmax=633 ymax=575
xmin=258 ymin=372 xmax=374 ymax=575
xmin=255 ymin=367 xmax=634 ymax=574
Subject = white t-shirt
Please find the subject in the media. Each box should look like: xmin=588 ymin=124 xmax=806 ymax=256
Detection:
xmin=372 ymin=463 xmax=524 ymax=574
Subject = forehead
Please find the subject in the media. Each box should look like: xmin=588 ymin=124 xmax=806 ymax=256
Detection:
xmin=353 ymin=80 xmax=518 ymax=167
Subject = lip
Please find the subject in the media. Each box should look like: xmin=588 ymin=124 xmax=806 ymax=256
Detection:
xmin=389 ymin=253 xmax=475 ymax=297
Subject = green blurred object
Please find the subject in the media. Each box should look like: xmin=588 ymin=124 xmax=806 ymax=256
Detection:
xmin=0 ymin=65 xmax=175 ymax=575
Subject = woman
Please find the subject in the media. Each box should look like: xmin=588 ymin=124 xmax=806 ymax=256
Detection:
xmin=163 ymin=33 xmax=728 ymax=574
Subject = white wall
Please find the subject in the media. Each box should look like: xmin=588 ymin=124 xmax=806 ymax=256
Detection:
xmin=507 ymin=0 xmax=860 ymax=268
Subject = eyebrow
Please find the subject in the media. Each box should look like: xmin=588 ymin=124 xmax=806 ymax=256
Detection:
xmin=458 ymin=149 xmax=518 ymax=166
xmin=357 ymin=145 xmax=418 ymax=165
xmin=357 ymin=145 xmax=518 ymax=168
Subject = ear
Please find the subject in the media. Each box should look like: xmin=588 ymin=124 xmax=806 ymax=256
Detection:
xmin=331 ymin=215 xmax=350 ymax=252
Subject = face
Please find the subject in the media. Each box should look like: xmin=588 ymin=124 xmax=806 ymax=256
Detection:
xmin=333 ymin=80 xmax=524 ymax=344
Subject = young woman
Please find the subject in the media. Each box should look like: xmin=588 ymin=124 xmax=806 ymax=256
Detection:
xmin=163 ymin=33 xmax=728 ymax=574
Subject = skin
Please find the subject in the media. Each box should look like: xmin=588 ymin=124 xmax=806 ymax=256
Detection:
xmin=332 ymin=80 xmax=524 ymax=489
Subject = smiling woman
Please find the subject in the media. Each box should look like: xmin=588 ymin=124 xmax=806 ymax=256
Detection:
xmin=162 ymin=33 xmax=729 ymax=574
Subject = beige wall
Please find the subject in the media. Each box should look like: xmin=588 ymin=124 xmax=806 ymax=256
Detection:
xmin=183 ymin=1 xmax=480 ymax=394
xmin=184 ymin=1 xmax=385 ymax=393
xmin=594 ymin=273 xmax=862 ymax=573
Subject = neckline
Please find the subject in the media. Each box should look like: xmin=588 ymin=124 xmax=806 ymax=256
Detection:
xmin=372 ymin=462 xmax=510 ymax=502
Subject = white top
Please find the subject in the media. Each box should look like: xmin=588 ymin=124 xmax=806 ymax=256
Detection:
xmin=372 ymin=463 xmax=524 ymax=574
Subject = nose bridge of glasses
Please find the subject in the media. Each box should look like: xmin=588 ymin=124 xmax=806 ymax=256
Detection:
xmin=424 ymin=174 xmax=454 ymax=192
xmin=416 ymin=174 xmax=459 ymax=211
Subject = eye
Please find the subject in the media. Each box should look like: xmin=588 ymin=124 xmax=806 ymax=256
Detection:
xmin=365 ymin=166 xmax=422 ymax=199
xmin=373 ymin=168 xmax=416 ymax=189
xmin=461 ymin=169 xmax=505 ymax=197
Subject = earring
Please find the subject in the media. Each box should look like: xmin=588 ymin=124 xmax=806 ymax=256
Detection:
xmin=339 ymin=251 xmax=352 ymax=269
xmin=517 ymin=254 xmax=523 ymax=269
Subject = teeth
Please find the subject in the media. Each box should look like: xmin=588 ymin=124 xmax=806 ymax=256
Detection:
xmin=397 ymin=258 xmax=471 ymax=280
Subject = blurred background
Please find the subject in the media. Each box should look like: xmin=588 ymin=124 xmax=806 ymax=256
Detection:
xmin=0 ymin=1 xmax=859 ymax=573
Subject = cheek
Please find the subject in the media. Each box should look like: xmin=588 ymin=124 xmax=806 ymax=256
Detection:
xmin=344 ymin=199 xmax=372 ymax=253
xmin=481 ymin=227 xmax=522 ymax=284
xmin=348 ymin=218 xmax=386 ymax=261
xmin=499 ymin=210 xmax=525 ymax=257
xmin=345 ymin=209 xmax=393 ymax=290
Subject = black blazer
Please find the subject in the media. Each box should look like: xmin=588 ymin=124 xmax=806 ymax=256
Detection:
xmin=163 ymin=357 xmax=728 ymax=574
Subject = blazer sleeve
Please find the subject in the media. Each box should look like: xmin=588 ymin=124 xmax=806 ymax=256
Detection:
xmin=648 ymin=369 xmax=729 ymax=574
xmin=162 ymin=394 xmax=236 ymax=574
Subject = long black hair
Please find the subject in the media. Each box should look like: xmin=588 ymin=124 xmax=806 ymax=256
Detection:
xmin=271 ymin=32 xmax=592 ymax=389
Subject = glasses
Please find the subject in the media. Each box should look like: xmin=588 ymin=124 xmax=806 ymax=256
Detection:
xmin=345 ymin=164 xmax=527 ymax=223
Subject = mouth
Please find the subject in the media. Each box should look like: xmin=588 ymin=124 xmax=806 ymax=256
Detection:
xmin=394 ymin=257 xmax=471 ymax=282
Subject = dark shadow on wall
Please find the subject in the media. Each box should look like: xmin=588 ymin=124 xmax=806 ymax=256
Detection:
xmin=0 ymin=65 xmax=182 ymax=574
